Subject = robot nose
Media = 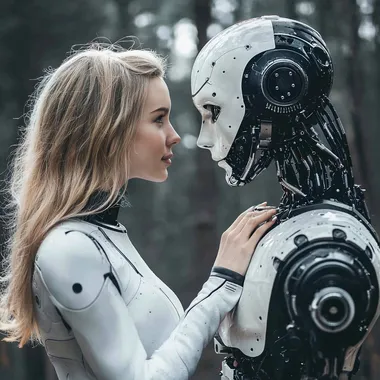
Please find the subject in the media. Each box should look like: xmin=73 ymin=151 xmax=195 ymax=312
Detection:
xmin=197 ymin=125 xmax=215 ymax=150
xmin=199 ymin=143 xmax=213 ymax=149
xmin=197 ymin=141 xmax=214 ymax=150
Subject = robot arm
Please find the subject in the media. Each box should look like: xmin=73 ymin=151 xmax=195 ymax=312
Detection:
xmin=35 ymin=229 xmax=243 ymax=380
xmin=216 ymin=205 xmax=380 ymax=380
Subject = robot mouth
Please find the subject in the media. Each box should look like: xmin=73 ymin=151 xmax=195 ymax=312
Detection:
xmin=212 ymin=155 xmax=225 ymax=162
xmin=209 ymin=146 xmax=228 ymax=162
xmin=217 ymin=159 xmax=228 ymax=168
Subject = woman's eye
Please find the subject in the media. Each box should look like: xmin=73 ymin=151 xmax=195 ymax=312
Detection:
xmin=154 ymin=115 xmax=165 ymax=125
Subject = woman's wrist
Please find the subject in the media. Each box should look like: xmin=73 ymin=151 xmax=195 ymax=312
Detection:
xmin=210 ymin=266 xmax=245 ymax=286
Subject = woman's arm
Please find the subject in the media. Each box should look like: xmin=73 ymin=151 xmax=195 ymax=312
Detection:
xmin=35 ymin=229 xmax=242 ymax=380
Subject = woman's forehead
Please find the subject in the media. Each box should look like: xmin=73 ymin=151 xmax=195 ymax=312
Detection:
xmin=145 ymin=77 xmax=171 ymax=111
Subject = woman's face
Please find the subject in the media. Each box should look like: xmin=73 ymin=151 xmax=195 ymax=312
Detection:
xmin=129 ymin=77 xmax=181 ymax=182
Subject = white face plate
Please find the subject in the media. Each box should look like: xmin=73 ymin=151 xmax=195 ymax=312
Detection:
xmin=191 ymin=18 xmax=276 ymax=164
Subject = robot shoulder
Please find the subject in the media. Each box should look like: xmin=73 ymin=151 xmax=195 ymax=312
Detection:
xmin=35 ymin=225 xmax=112 ymax=310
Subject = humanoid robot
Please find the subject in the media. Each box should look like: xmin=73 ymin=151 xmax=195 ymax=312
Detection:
xmin=191 ymin=16 xmax=380 ymax=380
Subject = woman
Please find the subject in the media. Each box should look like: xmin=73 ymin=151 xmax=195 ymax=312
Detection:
xmin=0 ymin=44 xmax=277 ymax=379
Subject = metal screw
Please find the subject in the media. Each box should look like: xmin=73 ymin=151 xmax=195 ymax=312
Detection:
xmin=287 ymin=92 xmax=291 ymax=96
xmin=275 ymin=86 xmax=279 ymax=90
xmin=289 ymin=71 xmax=293 ymax=76
xmin=291 ymin=83 xmax=295 ymax=88
xmin=294 ymin=234 xmax=308 ymax=246
xmin=275 ymin=73 xmax=279 ymax=77
xmin=333 ymin=228 xmax=347 ymax=240
xmin=281 ymin=95 xmax=285 ymax=99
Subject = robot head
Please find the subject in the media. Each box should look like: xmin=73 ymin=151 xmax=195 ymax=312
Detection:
xmin=192 ymin=15 xmax=368 ymax=220
xmin=191 ymin=16 xmax=333 ymax=186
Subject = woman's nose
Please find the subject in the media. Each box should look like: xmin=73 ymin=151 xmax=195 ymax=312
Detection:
xmin=168 ymin=124 xmax=181 ymax=146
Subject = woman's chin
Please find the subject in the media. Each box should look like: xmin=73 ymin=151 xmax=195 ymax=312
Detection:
xmin=158 ymin=170 xmax=169 ymax=182
xmin=148 ymin=170 xmax=169 ymax=183
xmin=134 ymin=168 xmax=169 ymax=183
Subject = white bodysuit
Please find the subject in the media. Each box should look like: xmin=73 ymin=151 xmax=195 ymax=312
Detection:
xmin=32 ymin=212 xmax=243 ymax=380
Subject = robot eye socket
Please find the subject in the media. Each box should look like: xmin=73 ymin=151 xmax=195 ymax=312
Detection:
xmin=203 ymin=104 xmax=221 ymax=123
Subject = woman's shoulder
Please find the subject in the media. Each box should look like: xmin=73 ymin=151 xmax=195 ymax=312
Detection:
xmin=36 ymin=218 xmax=101 ymax=264
xmin=35 ymin=219 xmax=111 ymax=309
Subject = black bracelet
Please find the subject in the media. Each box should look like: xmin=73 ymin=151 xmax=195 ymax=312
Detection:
xmin=211 ymin=266 xmax=245 ymax=286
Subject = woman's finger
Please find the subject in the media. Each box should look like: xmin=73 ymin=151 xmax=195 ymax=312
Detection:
xmin=226 ymin=202 xmax=267 ymax=233
xmin=239 ymin=209 xmax=277 ymax=239
xmin=247 ymin=216 xmax=277 ymax=245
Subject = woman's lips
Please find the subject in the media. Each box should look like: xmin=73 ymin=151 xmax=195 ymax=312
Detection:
xmin=162 ymin=158 xmax=172 ymax=165
xmin=162 ymin=153 xmax=173 ymax=164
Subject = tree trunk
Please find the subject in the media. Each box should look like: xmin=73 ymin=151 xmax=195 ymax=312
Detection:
xmin=190 ymin=0 xmax=217 ymax=296
xmin=113 ymin=0 xmax=133 ymax=37
xmin=358 ymin=1 xmax=380 ymax=379
xmin=315 ymin=0 xmax=330 ymax=37
xmin=190 ymin=0 xmax=220 ymax=378
xmin=285 ymin=0 xmax=298 ymax=20
xmin=346 ymin=0 xmax=371 ymax=195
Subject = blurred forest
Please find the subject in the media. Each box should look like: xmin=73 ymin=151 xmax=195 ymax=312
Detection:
xmin=0 ymin=0 xmax=379 ymax=379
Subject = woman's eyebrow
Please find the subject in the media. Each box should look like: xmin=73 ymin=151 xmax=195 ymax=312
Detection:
xmin=150 ymin=107 xmax=170 ymax=114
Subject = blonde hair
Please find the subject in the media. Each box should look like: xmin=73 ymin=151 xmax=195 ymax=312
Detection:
xmin=0 ymin=43 xmax=166 ymax=346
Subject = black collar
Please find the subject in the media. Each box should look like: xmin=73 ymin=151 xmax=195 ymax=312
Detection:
xmin=81 ymin=191 xmax=120 ymax=226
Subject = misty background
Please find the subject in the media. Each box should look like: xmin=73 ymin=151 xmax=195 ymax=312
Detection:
xmin=0 ymin=0 xmax=380 ymax=379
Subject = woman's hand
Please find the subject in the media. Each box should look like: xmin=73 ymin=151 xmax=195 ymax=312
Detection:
xmin=214 ymin=202 xmax=277 ymax=276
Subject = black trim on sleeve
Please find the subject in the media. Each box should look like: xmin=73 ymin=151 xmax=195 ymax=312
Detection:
xmin=211 ymin=266 xmax=245 ymax=286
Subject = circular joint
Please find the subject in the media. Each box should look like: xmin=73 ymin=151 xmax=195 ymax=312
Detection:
xmin=261 ymin=59 xmax=308 ymax=107
xmin=310 ymin=287 xmax=355 ymax=333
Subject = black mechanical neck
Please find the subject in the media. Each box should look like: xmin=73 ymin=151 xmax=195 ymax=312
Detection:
xmin=258 ymin=97 xmax=368 ymax=221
